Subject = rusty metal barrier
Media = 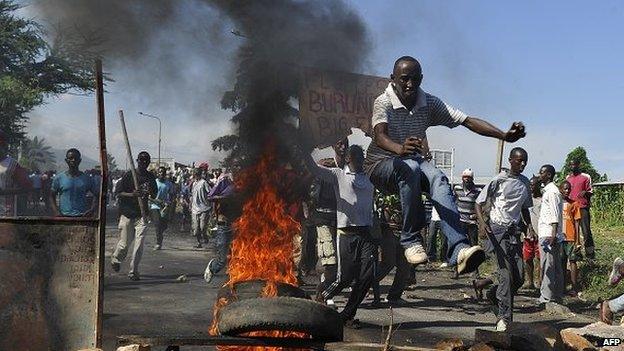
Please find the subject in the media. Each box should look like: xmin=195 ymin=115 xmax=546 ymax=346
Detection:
xmin=0 ymin=60 xmax=108 ymax=351
xmin=0 ymin=218 xmax=102 ymax=350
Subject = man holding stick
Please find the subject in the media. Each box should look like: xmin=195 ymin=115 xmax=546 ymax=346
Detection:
xmin=111 ymin=151 xmax=157 ymax=281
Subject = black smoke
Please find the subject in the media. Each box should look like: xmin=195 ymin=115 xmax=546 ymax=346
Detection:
xmin=29 ymin=0 xmax=371 ymax=169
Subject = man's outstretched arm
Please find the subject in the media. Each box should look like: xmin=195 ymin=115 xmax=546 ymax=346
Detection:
xmin=462 ymin=117 xmax=526 ymax=142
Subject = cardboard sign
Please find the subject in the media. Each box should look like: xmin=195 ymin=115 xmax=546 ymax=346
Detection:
xmin=299 ymin=68 xmax=388 ymax=147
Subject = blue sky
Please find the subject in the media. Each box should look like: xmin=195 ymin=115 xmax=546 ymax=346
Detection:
xmin=25 ymin=1 xmax=624 ymax=179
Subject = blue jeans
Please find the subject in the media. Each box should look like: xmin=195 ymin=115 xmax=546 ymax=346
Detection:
xmin=370 ymin=156 xmax=470 ymax=265
xmin=209 ymin=224 xmax=232 ymax=275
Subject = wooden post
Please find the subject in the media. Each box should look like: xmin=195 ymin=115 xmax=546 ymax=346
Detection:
xmin=94 ymin=59 xmax=107 ymax=348
xmin=496 ymin=140 xmax=505 ymax=173
xmin=118 ymin=110 xmax=149 ymax=222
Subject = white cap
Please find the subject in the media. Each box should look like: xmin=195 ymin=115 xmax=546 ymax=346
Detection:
xmin=462 ymin=168 xmax=474 ymax=178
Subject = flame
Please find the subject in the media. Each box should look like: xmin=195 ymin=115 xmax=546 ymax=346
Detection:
xmin=210 ymin=146 xmax=310 ymax=351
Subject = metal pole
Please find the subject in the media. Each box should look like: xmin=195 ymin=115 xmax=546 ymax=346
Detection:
xmin=94 ymin=59 xmax=108 ymax=348
xmin=138 ymin=112 xmax=162 ymax=168
xmin=158 ymin=119 xmax=161 ymax=168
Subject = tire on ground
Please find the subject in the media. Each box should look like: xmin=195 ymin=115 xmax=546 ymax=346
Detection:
xmin=217 ymin=297 xmax=343 ymax=342
xmin=217 ymin=280 xmax=308 ymax=301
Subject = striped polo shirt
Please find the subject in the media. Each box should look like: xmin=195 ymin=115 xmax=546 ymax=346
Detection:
xmin=364 ymin=83 xmax=468 ymax=175
xmin=453 ymin=184 xmax=483 ymax=225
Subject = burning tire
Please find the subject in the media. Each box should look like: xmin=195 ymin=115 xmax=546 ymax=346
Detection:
xmin=217 ymin=297 xmax=343 ymax=342
xmin=217 ymin=280 xmax=308 ymax=301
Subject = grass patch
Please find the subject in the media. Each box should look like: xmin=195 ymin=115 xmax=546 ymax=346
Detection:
xmin=579 ymin=224 xmax=624 ymax=302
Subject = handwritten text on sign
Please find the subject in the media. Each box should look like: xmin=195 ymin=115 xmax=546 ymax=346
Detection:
xmin=299 ymin=68 xmax=388 ymax=147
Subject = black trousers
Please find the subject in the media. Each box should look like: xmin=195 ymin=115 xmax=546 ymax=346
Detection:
xmin=321 ymin=227 xmax=376 ymax=320
xmin=150 ymin=208 xmax=168 ymax=246
xmin=373 ymin=228 xmax=411 ymax=300
xmin=580 ymin=208 xmax=595 ymax=256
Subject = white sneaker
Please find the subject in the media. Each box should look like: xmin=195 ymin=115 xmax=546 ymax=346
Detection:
xmin=457 ymin=246 xmax=486 ymax=274
xmin=609 ymin=257 xmax=624 ymax=286
xmin=404 ymin=244 xmax=428 ymax=264
xmin=204 ymin=258 xmax=215 ymax=283
xmin=439 ymin=262 xmax=449 ymax=268
xmin=495 ymin=319 xmax=508 ymax=332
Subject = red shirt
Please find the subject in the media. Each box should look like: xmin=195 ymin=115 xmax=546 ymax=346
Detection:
xmin=566 ymin=173 xmax=592 ymax=208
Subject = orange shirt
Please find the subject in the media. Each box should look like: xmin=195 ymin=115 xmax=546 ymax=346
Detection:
xmin=562 ymin=199 xmax=581 ymax=242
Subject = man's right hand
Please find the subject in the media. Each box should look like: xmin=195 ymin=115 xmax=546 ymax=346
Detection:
xmin=399 ymin=137 xmax=425 ymax=156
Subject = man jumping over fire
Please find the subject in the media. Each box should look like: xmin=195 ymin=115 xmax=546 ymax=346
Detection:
xmin=364 ymin=56 xmax=527 ymax=273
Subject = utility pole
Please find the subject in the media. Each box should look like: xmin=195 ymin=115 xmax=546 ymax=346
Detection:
xmin=138 ymin=112 xmax=162 ymax=168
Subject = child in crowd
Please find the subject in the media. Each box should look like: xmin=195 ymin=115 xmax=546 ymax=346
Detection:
xmin=560 ymin=180 xmax=582 ymax=296
xmin=522 ymin=176 xmax=542 ymax=290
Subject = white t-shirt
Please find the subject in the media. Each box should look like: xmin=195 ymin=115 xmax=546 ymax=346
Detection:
xmin=191 ymin=179 xmax=212 ymax=214
xmin=538 ymin=182 xmax=563 ymax=240
xmin=310 ymin=165 xmax=374 ymax=228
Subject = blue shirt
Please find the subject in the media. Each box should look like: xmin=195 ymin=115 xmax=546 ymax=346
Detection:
xmin=151 ymin=179 xmax=174 ymax=210
xmin=51 ymin=171 xmax=99 ymax=216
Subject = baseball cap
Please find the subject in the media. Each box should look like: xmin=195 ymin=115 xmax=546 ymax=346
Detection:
xmin=462 ymin=168 xmax=474 ymax=178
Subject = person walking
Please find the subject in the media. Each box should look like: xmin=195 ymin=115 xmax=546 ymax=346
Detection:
xmin=475 ymin=147 xmax=534 ymax=331
xmin=522 ymin=176 xmax=542 ymax=290
xmin=306 ymin=144 xmax=376 ymax=329
xmin=150 ymin=166 xmax=175 ymax=250
xmin=110 ymin=151 xmax=157 ymax=281
xmin=191 ymin=168 xmax=212 ymax=248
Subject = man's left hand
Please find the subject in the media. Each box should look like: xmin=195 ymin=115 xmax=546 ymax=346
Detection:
xmin=504 ymin=122 xmax=526 ymax=142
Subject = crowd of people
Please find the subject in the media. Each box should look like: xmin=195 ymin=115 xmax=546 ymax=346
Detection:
xmin=292 ymin=55 xmax=599 ymax=331
xmin=0 ymin=55 xmax=608 ymax=333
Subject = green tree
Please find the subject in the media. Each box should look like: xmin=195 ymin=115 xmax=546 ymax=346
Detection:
xmin=559 ymin=146 xmax=602 ymax=183
xmin=18 ymin=136 xmax=56 ymax=171
xmin=0 ymin=1 xmax=95 ymax=149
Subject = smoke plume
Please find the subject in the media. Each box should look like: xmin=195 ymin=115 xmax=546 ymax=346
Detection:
xmin=30 ymin=0 xmax=371 ymax=167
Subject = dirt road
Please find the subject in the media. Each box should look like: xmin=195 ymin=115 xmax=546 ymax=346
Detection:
xmin=102 ymin=216 xmax=598 ymax=350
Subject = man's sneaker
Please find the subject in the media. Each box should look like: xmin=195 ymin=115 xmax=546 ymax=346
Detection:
xmin=384 ymin=297 xmax=410 ymax=306
xmin=128 ymin=272 xmax=140 ymax=281
xmin=404 ymin=244 xmax=428 ymax=264
xmin=326 ymin=299 xmax=337 ymax=310
xmin=194 ymin=243 xmax=203 ymax=249
xmin=111 ymin=261 xmax=120 ymax=272
xmin=153 ymin=244 xmax=162 ymax=251
xmin=457 ymin=246 xmax=486 ymax=274
xmin=495 ymin=319 xmax=508 ymax=332
xmin=609 ymin=257 xmax=624 ymax=286
xmin=439 ymin=262 xmax=449 ymax=268
xmin=204 ymin=259 xmax=215 ymax=283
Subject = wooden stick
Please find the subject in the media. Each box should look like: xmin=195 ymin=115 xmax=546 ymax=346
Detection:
xmin=118 ymin=110 xmax=149 ymax=222
xmin=94 ymin=58 xmax=107 ymax=348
